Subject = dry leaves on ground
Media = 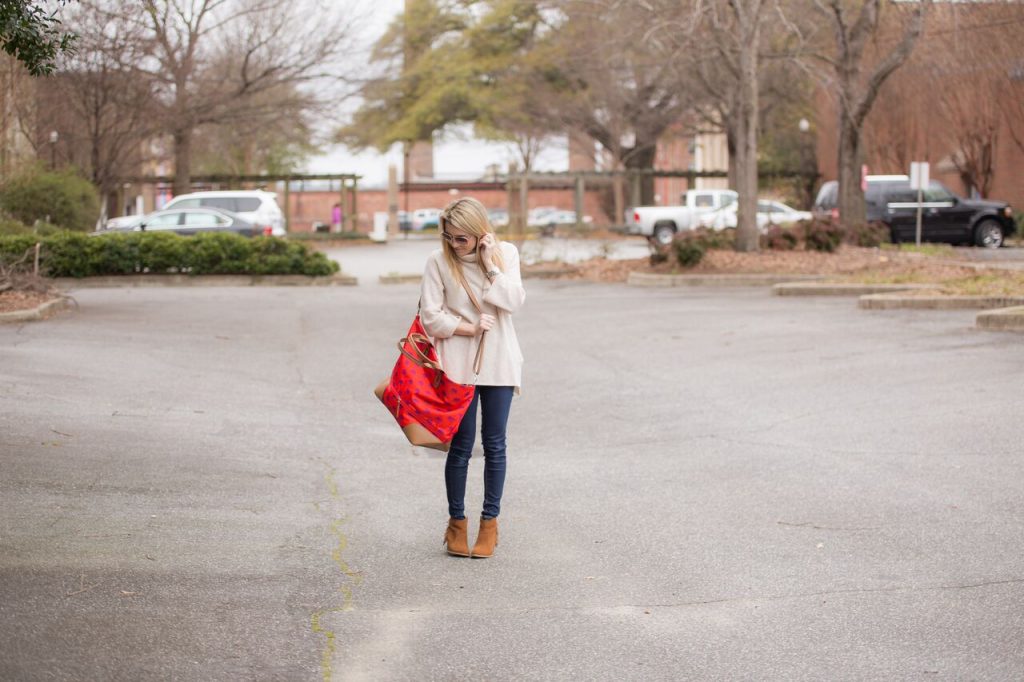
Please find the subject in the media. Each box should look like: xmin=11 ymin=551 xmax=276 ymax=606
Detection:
xmin=0 ymin=290 xmax=57 ymax=313
xmin=535 ymin=246 xmax=1019 ymax=290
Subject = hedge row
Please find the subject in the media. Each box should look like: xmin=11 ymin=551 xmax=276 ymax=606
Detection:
xmin=0 ymin=231 xmax=340 ymax=278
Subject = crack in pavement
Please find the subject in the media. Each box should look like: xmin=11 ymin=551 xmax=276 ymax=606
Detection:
xmin=342 ymin=577 xmax=1024 ymax=617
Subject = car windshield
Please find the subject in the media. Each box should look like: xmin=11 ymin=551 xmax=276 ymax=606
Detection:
xmin=924 ymin=182 xmax=956 ymax=202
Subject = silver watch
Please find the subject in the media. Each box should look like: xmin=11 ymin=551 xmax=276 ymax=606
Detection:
xmin=485 ymin=269 xmax=500 ymax=280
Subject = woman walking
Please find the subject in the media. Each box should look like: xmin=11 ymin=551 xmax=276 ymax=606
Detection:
xmin=419 ymin=197 xmax=526 ymax=558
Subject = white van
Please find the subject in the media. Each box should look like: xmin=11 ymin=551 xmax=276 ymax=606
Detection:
xmin=162 ymin=190 xmax=286 ymax=236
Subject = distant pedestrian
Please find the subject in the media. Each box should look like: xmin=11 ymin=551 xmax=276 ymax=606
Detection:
xmin=420 ymin=196 xmax=526 ymax=559
xmin=331 ymin=202 xmax=342 ymax=233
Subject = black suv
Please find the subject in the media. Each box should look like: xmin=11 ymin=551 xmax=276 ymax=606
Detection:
xmin=813 ymin=176 xmax=1015 ymax=248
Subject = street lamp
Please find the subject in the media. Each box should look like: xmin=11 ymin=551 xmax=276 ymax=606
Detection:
xmin=48 ymin=130 xmax=58 ymax=169
xmin=797 ymin=118 xmax=814 ymax=207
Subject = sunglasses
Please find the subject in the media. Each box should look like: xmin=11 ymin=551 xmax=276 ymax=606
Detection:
xmin=441 ymin=231 xmax=476 ymax=247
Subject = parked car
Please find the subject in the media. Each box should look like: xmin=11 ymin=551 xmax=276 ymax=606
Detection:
xmin=813 ymin=176 xmax=906 ymax=223
xmin=626 ymin=189 xmax=738 ymax=245
xmin=699 ymin=200 xmax=811 ymax=230
xmin=487 ymin=208 xmax=509 ymax=227
xmin=397 ymin=211 xmax=413 ymax=231
xmin=814 ymin=176 xmax=1015 ymax=247
xmin=161 ymin=190 xmax=286 ymax=236
xmin=537 ymin=210 xmax=594 ymax=229
xmin=101 ymin=207 xmax=256 ymax=238
xmin=527 ymin=206 xmax=560 ymax=227
xmin=103 ymin=214 xmax=145 ymax=231
xmin=412 ymin=208 xmax=441 ymax=230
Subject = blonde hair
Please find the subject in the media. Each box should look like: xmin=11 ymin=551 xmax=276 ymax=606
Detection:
xmin=439 ymin=197 xmax=505 ymax=302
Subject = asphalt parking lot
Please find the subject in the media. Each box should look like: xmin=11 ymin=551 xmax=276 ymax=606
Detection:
xmin=2 ymin=279 xmax=1023 ymax=680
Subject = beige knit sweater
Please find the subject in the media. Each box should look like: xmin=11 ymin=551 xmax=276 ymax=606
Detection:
xmin=420 ymin=243 xmax=526 ymax=391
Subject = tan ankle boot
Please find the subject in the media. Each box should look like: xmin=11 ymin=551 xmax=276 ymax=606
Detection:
xmin=471 ymin=517 xmax=499 ymax=558
xmin=444 ymin=517 xmax=470 ymax=557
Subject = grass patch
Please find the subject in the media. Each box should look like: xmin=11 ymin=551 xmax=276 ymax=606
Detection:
xmin=843 ymin=269 xmax=1024 ymax=296
xmin=880 ymin=243 xmax=956 ymax=257
xmin=937 ymin=273 xmax=1024 ymax=296
xmin=841 ymin=270 xmax=939 ymax=285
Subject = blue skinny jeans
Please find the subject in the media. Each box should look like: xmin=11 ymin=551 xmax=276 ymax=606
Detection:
xmin=445 ymin=386 xmax=514 ymax=520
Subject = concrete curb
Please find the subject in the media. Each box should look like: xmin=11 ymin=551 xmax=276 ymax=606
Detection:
xmin=628 ymin=272 xmax=825 ymax=288
xmin=522 ymin=265 xmax=581 ymax=279
xmin=976 ymin=306 xmax=1024 ymax=332
xmin=773 ymin=282 xmax=937 ymax=297
xmin=53 ymin=273 xmax=357 ymax=289
xmin=379 ymin=274 xmax=423 ymax=284
xmin=378 ymin=265 xmax=582 ymax=285
xmin=858 ymin=293 xmax=1024 ymax=310
xmin=0 ymin=295 xmax=74 ymax=323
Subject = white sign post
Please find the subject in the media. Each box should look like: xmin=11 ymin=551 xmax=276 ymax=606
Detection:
xmin=909 ymin=161 xmax=929 ymax=247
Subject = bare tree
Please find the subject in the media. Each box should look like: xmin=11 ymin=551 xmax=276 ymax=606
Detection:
xmin=90 ymin=0 xmax=363 ymax=194
xmin=861 ymin=2 xmax=1023 ymax=198
xmin=41 ymin=4 xmax=157 ymax=216
xmin=189 ymin=81 xmax=316 ymax=176
xmin=932 ymin=4 xmax=1022 ymax=198
xmin=541 ymin=0 xmax=700 ymax=209
xmin=692 ymin=0 xmax=770 ymax=251
xmin=806 ymin=0 xmax=928 ymax=232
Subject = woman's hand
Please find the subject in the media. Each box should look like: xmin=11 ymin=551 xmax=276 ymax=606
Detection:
xmin=475 ymin=313 xmax=496 ymax=335
xmin=478 ymin=233 xmax=497 ymax=269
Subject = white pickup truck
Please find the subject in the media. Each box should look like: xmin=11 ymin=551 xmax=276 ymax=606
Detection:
xmin=626 ymin=189 xmax=738 ymax=245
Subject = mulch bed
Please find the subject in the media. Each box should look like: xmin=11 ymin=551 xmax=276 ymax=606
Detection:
xmin=530 ymin=246 xmax=996 ymax=285
xmin=0 ymin=290 xmax=59 ymax=314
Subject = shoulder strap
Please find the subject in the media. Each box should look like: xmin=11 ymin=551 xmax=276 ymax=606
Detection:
xmin=460 ymin=273 xmax=487 ymax=376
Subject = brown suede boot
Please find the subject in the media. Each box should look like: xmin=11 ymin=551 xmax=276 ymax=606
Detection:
xmin=443 ymin=517 xmax=470 ymax=557
xmin=471 ymin=517 xmax=499 ymax=558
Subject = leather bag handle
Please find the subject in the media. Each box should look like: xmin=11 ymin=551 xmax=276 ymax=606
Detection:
xmin=398 ymin=333 xmax=444 ymax=372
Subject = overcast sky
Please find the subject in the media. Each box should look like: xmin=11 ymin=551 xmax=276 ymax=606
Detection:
xmin=304 ymin=1 xmax=569 ymax=187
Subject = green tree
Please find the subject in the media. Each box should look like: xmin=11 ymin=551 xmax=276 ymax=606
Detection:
xmin=338 ymin=0 xmax=479 ymax=151
xmin=0 ymin=0 xmax=77 ymax=76
xmin=341 ymin=0 xmax=697 ymax=210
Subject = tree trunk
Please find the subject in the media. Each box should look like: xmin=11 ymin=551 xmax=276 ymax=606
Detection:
xmin=623 ymin=143 xmax=658 ymax=205
xmin=726 ymin=126 xmax=738 ymax=190
xmin=612 ymin=172 xmax=624 ymax=228
xmin=733 ymin=20 xmax=760 ymax=253
xmin=823 ymin=0 xmax=926 ymax=235
xmin=837 ymin=115 xmax=865 ymax=233
xmin=173 ymin=127 xmax=192 ymax=196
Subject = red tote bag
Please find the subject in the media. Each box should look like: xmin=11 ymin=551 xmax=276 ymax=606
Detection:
xmin=374 ymin=315 xmax=484 ymax=452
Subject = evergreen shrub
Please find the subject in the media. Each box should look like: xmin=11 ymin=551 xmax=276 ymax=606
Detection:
xmin=0 ymin=167 xmax=100 ymax=232
xmin=0 ymin=231 xmax=340 ymax=278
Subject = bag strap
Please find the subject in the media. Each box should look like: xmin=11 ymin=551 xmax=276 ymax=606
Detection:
xmin=459 ymin=275 xmax=488 ymax=378
xmin=415 ymin=258 xmax=488 ymax=379
xmin=472 ymin=332 xmax=486 ymax=376
xmin=398 ymin=333 xmax=444 ymax=372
